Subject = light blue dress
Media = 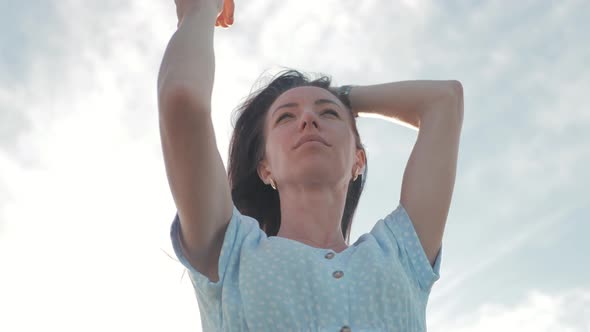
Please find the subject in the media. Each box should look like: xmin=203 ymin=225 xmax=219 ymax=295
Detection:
xmin=170 ymin=202 xmax=442 ymax=332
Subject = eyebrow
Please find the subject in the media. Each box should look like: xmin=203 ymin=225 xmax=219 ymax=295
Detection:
xmin=272 ymin=99 xmax=341 ymax=117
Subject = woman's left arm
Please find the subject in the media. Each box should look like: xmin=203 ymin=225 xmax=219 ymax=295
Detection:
xmin=349 ymin=80 xmax=464 ymax=267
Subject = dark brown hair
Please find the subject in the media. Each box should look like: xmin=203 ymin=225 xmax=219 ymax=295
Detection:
xmin=227 ymin=69 xmax=368 ymax=245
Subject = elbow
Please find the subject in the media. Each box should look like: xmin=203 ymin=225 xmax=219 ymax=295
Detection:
xmin=448 ymin=80 xmax=464 ymax=117
xmin=448 ymin=80 xmax=463 ymax=99
xmin=158 ymin=84 xmax=212 ymax=118
xmin=449 ymin=79 xmax=462 ymax=89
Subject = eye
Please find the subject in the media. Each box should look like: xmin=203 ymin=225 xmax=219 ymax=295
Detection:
xmin=276 ymin=109 xmax=339 ymax=123
xmin=323 ymin=109 xmax=339 ymax=117
xmin=276 ymin=112 xmax=292 ymax=123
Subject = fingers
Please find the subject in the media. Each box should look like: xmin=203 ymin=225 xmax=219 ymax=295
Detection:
xmin=215 ymin=14 xmax=229 ymax=28
xmin=214 ymin=0 xmax=234 ymax=28
xmin=215 ymin=12 xmax=227 ymax=27
xmin=215 ymin=14 xmax=230 ymax=28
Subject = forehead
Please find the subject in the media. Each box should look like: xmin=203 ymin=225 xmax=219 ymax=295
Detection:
xmin=272 ymin=86 xmax=335 ymax=107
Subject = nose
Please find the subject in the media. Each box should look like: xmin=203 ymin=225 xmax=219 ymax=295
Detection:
xmin=299 ymin=109 xmax=319 ymax=131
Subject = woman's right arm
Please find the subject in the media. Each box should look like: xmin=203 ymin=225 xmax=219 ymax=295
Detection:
xmin=157 ymin=0 xmax=233 ymax=282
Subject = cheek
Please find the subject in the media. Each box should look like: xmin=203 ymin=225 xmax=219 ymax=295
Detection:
xmin=339 ymin=130 xmax=358 ymax=161
xmin=336 ymin=125 xmax=354 ymax=145
xmin=267 ymin=131 xmax=290 ymax=160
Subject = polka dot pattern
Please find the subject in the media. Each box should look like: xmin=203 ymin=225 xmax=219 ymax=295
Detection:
xmin=170 ymin=202 xmax=442 ymax=331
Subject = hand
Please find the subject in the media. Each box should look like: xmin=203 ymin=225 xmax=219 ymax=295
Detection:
xmin=215 ymin=0 xmax=235 ymax=28
xmin=174 ymin=0 xmax=231 ymax=28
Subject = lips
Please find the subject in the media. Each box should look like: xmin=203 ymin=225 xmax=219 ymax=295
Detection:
xmin=294 ymin=134 xmax=330 ymax=149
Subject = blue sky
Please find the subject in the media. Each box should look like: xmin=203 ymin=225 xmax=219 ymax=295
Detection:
xmin=1 ymin=0 xmax=588 ymax=330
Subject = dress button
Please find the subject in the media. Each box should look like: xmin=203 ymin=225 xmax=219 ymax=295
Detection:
xmin=340 ymin=326 xmax=352 ymax=332
xmin=325 ymin=252 xmax=335 ymax=259
xmin=332 ymin=270 xmax=344 ymax=279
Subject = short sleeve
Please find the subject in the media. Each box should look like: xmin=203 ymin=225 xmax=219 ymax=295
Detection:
xmin=372 ymin=202 xmax=442 ymax=293
xmin=170 ymin=204 xmax=263 ymax=293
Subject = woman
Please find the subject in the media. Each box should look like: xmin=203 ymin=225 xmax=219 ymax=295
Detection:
xmin=158 ymin=0 xmax=464 ymax=330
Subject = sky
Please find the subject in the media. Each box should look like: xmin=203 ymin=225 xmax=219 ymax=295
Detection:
xmin=0 ymin=0 xmax=589 ymax=331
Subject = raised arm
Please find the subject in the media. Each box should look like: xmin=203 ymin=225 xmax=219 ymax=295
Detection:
xmin=157 ymin=0 xmax=233 ymax=282
xmin=347 ymin=81 xmax=463 ymax=267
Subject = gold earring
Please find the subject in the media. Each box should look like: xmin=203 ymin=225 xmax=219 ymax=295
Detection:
xmin=353 ymin=167 xmax=359 ymax=181
xmin=270 ymin=178 xmax=277 ymax=190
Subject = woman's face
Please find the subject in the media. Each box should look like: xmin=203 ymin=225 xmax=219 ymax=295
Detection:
xmin=258 ymin=86 xmax=365 ymax=189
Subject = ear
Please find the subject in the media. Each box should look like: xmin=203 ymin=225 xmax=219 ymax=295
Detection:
xmin=257 ymin=158 xmax=272 ymax=185
xmin=354 ymin=148 xmax=367 ymax=175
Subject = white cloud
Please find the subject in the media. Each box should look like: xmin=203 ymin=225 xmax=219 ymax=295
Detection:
xmin=1 ymin=0 xmax=589 ymax=331
xmin=0 ymin=1 xmax=204 ymax=331
xmin=431 ymin=288 xmax=590 ymax=332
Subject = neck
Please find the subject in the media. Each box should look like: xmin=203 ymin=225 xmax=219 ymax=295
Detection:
xmin=275 ymin=182 xmax=349 ymax=252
